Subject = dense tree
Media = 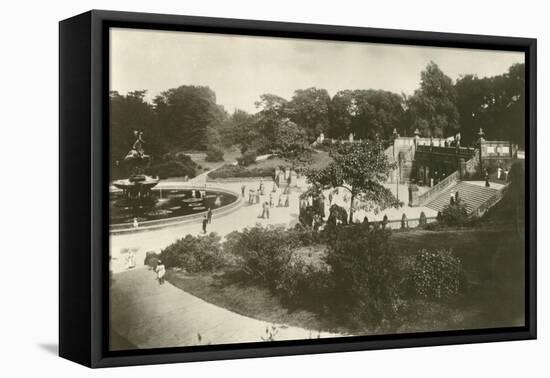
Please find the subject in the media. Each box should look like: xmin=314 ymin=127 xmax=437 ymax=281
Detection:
xmin=407 ymin=62 xmax=459 ymax=138
xmin=109 ymin=90 xmax=159 ymax=172
xmin=349 ymin=90 xmax=406 ymax=141
xmin=224 ymin=109 xmax=261 ymax=153
xmin=305 ymin=140 xmax=400 ymax=223
xmin=455 ymin=63 xmax=525 ymax=146
xmin=287 ymin=87 xmax=331 ymax=142
xmin=328 ymin=90 xmax=406 ymax=141
xmin=254 ymin=93 xmax=289 ymax=149
xmin=328 ymin=90 xmax=355 ymax=139
xmin=272 ymin=118 xmax=312 ymax=169
xmin=153 ymin=85 xmax=227 ymax=151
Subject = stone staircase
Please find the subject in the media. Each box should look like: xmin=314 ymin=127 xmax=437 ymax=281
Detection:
xmin=425 ymin=181 xmax=499 ymax=214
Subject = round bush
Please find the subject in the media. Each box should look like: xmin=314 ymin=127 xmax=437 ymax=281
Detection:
xmin=160 ymin=233 xmax=225 ymax=273
xmin=237 ymin=151 xmax=257 ymax=166
xmin=205 ymin=146 xmax=224 ymax=162
xmin=439 ymin=202 xmax=468 ymax=227
xmin=411 ymin=248 xmax=462 ymax=299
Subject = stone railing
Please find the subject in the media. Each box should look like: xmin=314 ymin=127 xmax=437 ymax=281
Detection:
xmin=416 ymin=145 xmax=476 ymax=159
xmin=417 ymin=171 xmax=460 ymax=206
xmin=381 ymin=216 xmax=438 ymax=230
xmin=469 ymin=183 xmax=510 ymax=218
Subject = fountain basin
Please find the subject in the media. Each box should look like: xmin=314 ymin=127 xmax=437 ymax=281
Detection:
xmin=109 ymin=185 xmax=241 ymax=234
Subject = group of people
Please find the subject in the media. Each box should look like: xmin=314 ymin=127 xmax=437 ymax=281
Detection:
xmin=240 ymin=180 xmax=291 ymax=220
xmin=497 ymin=167 xmax=509 ymax=181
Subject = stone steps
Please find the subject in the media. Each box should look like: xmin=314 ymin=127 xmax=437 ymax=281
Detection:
xmin=425 ymin=181 xmax=499 ymax=214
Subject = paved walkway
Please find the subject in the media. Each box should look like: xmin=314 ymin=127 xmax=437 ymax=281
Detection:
xmin=110 ymin=267 xmax=341 ymax=350
xmin=110 ymin=170 xmax=436 ymax=349
xmin=110 ymin=180 xmax=303 ymax=273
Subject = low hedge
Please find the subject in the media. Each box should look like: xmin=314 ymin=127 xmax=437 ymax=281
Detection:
xmin=208 ymin=164 xmax=275 ymax=179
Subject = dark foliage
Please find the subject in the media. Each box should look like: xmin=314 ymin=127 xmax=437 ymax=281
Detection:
xmin=159 ymin=233 xmax=225 ymax=273
xmin=205 ymin=146 xmax=225 ymax=162
xmin=237 ymin=151 xmax=257 ymax=167
xmin=409 ymin=249 xmax=462 ymax=299
xmin=439 ymin=201 xmax=469 ymax=227
xmin=323 ymin=224 xmax=402 ymax=330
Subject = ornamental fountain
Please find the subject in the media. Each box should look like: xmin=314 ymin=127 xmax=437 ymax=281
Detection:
xmin=109 ymin=131 xmax=239 ymax=229
xmin=113 ymin=131 xmax=159 ymax=203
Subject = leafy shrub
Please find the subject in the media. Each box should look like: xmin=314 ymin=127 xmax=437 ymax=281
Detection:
xmin=289 ymin=223 xmax=321 ymax=246
xmin=324 ymin=224 xmax=402 ymax=330
xmin=275 ymin=257 xmax=331 ymax=311
xmin=237 ymin=151 xmax=257 ymax=166
xmin=144 ymin=251 xmax=160 ymax=269
xmin=410 ymin=248 xmax=462 ymax=299
xmin=160 ymin=233 xmax=225 ymax=273
xmin=439 ymin=202 xmax=468 ymax=227
xmin=224 ymin=226 xmax=299 ymax=290
xmin=205 ymin=146 xmax=224 ymax=162
xmin=148 ymin=153 xmax=197 ymax=179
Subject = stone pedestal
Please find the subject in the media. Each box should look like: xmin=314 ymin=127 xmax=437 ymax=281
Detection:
xmin=408 ymin=183 xmax=419 ymax=207
xmin=289 ymin=171 xmax=298 ymax=187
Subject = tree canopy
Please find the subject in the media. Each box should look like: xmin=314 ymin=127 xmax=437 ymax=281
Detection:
xmin=109 ymin=61 xmax=526 ymax=178
xmin=305 ymin=140 xmax=400 ymax=223
xmin=407 ymin=61 xmax=459 ymax=138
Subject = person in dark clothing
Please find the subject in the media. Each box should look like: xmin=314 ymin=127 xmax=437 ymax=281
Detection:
xmin=207 ymin=208 xmax=212 ymax=224
xmin=202 ymin=215 xmax=208 ymax=233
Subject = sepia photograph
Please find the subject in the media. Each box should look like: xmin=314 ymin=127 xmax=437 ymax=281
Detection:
xmin=108 ymin=27 xmax=526 ymax=351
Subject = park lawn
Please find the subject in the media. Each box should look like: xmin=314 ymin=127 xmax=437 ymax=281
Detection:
xmin=167 ymin=226 xmax=524 ymax=336
xmin=182 ymin=146 xmax=242 ymax=172
xmin=391 ymin=227 xmax=525 ymax=332
xmin=166 ymin=269 xmax=337 ymax=334
xmin=208 ymin=150 xmax=332 ymax=179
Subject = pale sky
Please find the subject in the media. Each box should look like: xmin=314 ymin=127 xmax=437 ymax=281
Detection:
xmin=110 ymin=28 xmax=524 ymax=114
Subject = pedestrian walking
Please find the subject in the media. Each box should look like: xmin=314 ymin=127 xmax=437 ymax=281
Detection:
xmin=202 ymin=215 xmax=208 ymax=233
xmin=265 ymin=202 xmax=270 ymax=219
xmin=155 ymin=260 xmax=166 ymax=285
xmin=241 ymin=185 xmax=246 ymax=197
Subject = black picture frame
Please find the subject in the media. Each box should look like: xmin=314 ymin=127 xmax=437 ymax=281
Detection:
xmin=59 ymin=9 xmax=537 ymax=368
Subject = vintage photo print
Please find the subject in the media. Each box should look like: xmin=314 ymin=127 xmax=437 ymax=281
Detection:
xmin=108 ymin=27 xmax=526 ymax=351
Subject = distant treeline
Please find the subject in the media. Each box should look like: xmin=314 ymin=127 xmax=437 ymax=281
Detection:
xmin=110 ymin=61 xmax=525 ymax=167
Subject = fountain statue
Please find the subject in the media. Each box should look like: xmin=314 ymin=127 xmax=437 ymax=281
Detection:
xmin=113 ymin=131 xmax=159 ymax=201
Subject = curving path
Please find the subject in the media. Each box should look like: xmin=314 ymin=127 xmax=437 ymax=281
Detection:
xmin=110 ymin=267 xmax=342 ymax=350
xmin=110 ymin=166 xmax=436 ymax=349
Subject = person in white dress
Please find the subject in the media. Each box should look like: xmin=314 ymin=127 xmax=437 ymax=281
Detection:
xmin=155 ymin=260 xmax=166 ymax=285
